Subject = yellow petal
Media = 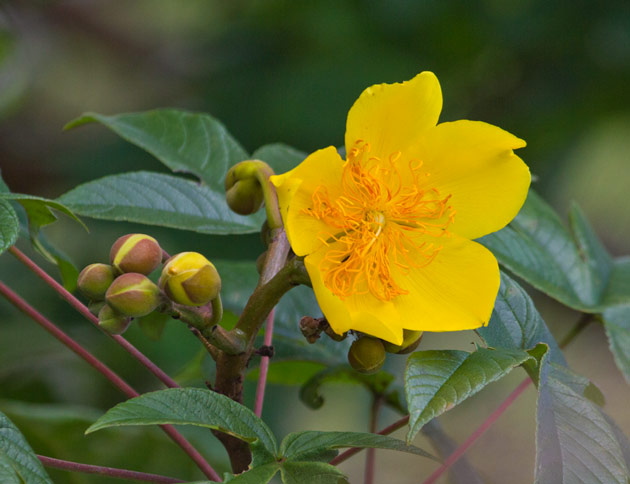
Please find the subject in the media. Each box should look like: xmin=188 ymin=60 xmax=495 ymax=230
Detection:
xmin=391 ymin=233 xmax=500 ymax=332
xmin=304 ymin=244 xmax=404 ymax=344
xmin=271 ymin=147 xmax=345 ymax=256
xmin=415 ymin=120 xmax=530 ymax=239
xmin=345 ymin=71 xmax=442 ymax=159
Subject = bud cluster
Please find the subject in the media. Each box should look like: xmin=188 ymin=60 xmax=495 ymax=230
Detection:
xmin=77 ymin=233 xmax=222 ymax=335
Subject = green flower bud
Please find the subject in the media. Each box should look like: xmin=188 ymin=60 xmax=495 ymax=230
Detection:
xmin=110 ymin=234 xmax=162 ymax=275
xmin=105 ymin=273 xmax=161 ymax=317
xmin=159 ymin=252 xmax=221 ymax=307
xmin=224 ymin=161 xmax=270 ymax=215
xmin=383 ymin=330 xmax=424 ymax=354
xmin=348 ymin=337 xmax=386 ymax=374
xmin=88 ymin=300 xmax=106 ymax=316
xmin=98 ymin=304 xmax=132 ymax=335
xmin=77 ymin=263 xmax=115 ymax=301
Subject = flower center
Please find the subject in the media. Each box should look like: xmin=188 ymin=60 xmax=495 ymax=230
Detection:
xmin=305 ymin=141 xmax=455 ymax=301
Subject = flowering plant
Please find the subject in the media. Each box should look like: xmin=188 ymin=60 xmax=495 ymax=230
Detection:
xmin=1 ymin=70 xmax=629 ymax=484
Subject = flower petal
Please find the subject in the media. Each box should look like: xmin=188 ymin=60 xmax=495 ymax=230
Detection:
xmin=415 ymin=120 xmax=530 ymax=239
xmin=270 ymin=147 xmax=345 ymax=256
xmin=345 ymin=71 xmax=442 ymax=159
xmin=304 ymin=243 xmax=404 ymax=345
xmin=391 ymin=233 xmax=500 ymax=332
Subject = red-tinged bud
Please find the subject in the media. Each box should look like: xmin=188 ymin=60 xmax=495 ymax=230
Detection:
xmin=98 ymin=304 xmax=132 ymax=335
xmin=105 ymin=273 xmax=161 ymax=317
xmin=77 ymin=263 xmax=115 ymax=301
xmin=110 ymin=234 xmax=162 ymax=275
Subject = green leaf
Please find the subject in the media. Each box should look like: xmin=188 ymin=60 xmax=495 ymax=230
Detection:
xmin=136 ymin=312 xmax=169 ymax=341
xmin=280 ymin=431 xmax=435 ymax=463
xmin=480 ymin=191 xmax=629 ymax=312
xmin=405 ymin=347 xmax=535 ymax=442
xmin=0 ymin=192 xmax=85 ymax=290
xmin=0 ymin=193 xmax=87 ymax=233
xmin=535 ymin=360 xmax=630 ymax=483
xmin=280 ymin=461 xmax=348 ymax=484
xmin=0 ymin=200 xmax=18 ymax=255
xmin=602 ymin=305 xmax=630 ymax=382
xmin=602 ymin=258 xmax=630 ymax=308
xmin=65 ymin=109 xmax=249 ymax=191
xmin=299 ymin=366 xmax=405 ymax=413
xmin=58 ymin=171 xmax=264 ymax=235
xmin=251 ymin=143 xmax=307 ymax=175
xmin=477 ymin=271 xmax=566 ymax=366
xmin=14 ymin=208 xmax=79 ymax=292
xmin=223 ymin=463 xmax=280 ymax=483
xmin=0 ymin=452 xmax=22 ymax=484
xmin=0 ymin=170 xmax=10 ymax=192
xmin=0 ymin=410 xmax=53 ymax=484
xmin=86 ymin=388 xmax=277 ymax=463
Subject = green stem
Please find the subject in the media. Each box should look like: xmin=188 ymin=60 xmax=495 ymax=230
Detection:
xmin=252 ymin=162 xmax=283 ymax=231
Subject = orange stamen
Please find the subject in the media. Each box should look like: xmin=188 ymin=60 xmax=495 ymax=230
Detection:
xmin=303 ymin=140 xmax=454 ymax=301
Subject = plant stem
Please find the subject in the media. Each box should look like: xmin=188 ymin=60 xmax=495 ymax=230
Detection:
xmin=421 ymin=378 xmax=532 ymax=484
xmin=0 ymin=280 xmax=221 ymax=482
xmin=419 ymin=312 xmax=593 ymax=484
xmin=38 ymin=455 xmax=185 ymax=483
xmin=0 ymin=279 xmax=137 ymax=398
xmin=558 ymin=312 xmax=596 ymax=349
xmin=365 ymin=396 xmax=383 ymax=484
xmin=253 ymin=162 xmax=283 ymax=231
xmin=254 ymin=308 xmax=275 ymax=417
xmin=212 ymin=228 xmax=292 ymax=473
xmin=330 ymin=416 xmax=410 ymax=466
xmin=9 ymin=246 xmax=180 ymax=389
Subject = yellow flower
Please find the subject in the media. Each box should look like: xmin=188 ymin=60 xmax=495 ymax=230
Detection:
xmin=270 ymin=72 xmax=530 ymax=345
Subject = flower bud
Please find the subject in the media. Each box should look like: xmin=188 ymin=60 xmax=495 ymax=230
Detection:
xmin=77 ymin=263 xmax=115 ymax=301
xmin=224 ymin=161 xmax=267 ymax=215
xmin=110 ymin=234 xmax=162 ymax=275
xmin=159 ymin=252 xmax=221 ymax=306
xmin=88 ymin=300 xmax=106 ymax=316
xmin=98 ymin=304 xmax=132 ymax=335
xmin=383 ymin=330 xmax=424 ymax=354
xmin=347 ymin=337 xmax=386 ymax=374
xmin=105 ymin=273 xmax=161 ymax=317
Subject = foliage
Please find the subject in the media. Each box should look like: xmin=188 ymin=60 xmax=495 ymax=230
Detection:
xmin=1 ymin=82 xmax=630 ymax=484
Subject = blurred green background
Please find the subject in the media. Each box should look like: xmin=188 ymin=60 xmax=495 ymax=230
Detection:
xmin=1 ymin=1 xmax=629 ymax=483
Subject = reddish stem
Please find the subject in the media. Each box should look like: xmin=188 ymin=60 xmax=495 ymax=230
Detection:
xmin=254 ymin=308 xmax=275 ymax=417
xmin=0 ymin=280 xmax=221 ymax=482
xmin=365 ymin=396 xmax=383 ymax=484
xmin=9 ymin=246 xmax=179 ymax=389
xmin=421 ymin=378 xmax=532 ymax=484
xmin=330 ymin=416 xmax=410 ymax=466
xmin=38 ymin=455 xmax=185 ymax=483
xmin=0 ymin=279 xmax=137 ymax=398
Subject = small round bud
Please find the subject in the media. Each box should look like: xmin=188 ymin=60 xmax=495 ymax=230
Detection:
xmin=226 ymin=178 xmax=264 ymax=215
xmin=224 ymin=161 xmax=270 ymax=215
xmin=105 ymin=273 xmax=161 ymax=317
xmin=159 ymin=252 xmax=221 ymax=306
xmin=88 ymin=300 xmax=106 ymax=316
xmin=383 ymin=330 xmax=424 ymax=354
xmin=98 ymin=304 xmax=132 ymax=335
xmin=348 ymin=337 xmax=386 ymax=374
xmin=77 ymin=263 xmax=115 ymax=301
xmin=110 ymin=234 xmax=162 ymax=275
